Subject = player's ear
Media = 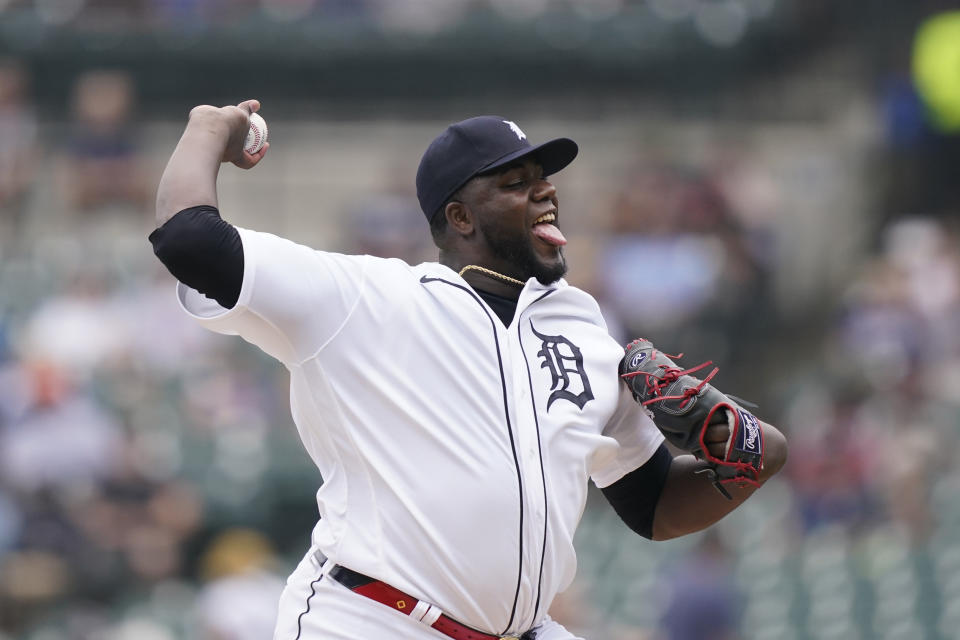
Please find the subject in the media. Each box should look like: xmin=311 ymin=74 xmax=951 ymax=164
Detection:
xmin=445 ymin=201 xmax=474 ymax=236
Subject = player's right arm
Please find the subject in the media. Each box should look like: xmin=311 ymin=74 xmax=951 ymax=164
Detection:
xmin=151 ymin=101 xmax=372 ymax=366
xmin=152 ymin=100 xmax=269 ymax=310
xmin=155 ymin=99 xmax=267 ymax=226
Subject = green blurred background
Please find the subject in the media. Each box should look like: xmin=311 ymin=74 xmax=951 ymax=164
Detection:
xmin=1 ymin=1 xmax=960 ymax=639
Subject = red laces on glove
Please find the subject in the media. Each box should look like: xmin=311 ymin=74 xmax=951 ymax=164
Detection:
xmin=620 ymin=350 xmax=719 ymax=409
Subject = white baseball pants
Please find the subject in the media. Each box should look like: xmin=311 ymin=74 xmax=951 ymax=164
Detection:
xmin=272 ymin=545 xmax=584 ymax=640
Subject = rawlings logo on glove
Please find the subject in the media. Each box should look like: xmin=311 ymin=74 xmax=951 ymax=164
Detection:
xmin=618 ymin=338 xmax=764 ymax=499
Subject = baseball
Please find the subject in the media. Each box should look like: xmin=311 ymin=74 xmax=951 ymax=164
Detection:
xmin=244 ymin=112 xmax=268 ymax=154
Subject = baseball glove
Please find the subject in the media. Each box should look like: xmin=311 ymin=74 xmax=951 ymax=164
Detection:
xmin=618 ymin=338 xmax=764 ymax=499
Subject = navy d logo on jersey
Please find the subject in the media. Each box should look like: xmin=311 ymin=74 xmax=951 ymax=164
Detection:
xmin=531 ymin=322 xmax=594 ymax=411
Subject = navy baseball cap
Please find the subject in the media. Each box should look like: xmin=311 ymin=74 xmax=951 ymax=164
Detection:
xmin=416 ymin=116 xmax=578 ymax=222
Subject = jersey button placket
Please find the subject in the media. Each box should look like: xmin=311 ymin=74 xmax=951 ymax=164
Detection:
xmin=499 ymin=340 xmax=531 ymax=627
xmin=514 ymin=329 xmax=551 ymax=631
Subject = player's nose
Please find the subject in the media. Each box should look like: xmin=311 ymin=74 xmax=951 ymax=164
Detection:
xmin=532 ymin=178 xmax=556 ymax=202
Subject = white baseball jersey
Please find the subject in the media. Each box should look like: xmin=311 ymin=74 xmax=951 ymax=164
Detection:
xmin=177 ymin=228 xmax=664 ymax=637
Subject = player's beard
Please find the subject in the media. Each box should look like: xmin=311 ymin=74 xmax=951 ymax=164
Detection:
xmin=486 ymin=228 xmax=567 ymax=285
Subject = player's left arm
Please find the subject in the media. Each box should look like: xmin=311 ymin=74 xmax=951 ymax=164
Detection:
xmin=651 ymin=420 xmax=787 ymax=540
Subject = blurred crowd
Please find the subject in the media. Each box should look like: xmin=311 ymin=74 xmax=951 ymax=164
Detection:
xmin=0 ymin=63 xmax=320 ymax=639
xmin=1 ymin=0 xmax=787 ymax=44
xmin=1 ymin=12 xmax=959 ymax=635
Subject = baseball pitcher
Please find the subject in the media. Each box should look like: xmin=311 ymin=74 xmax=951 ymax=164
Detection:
xmin=150 ymin=100 xmax=787 ymax=640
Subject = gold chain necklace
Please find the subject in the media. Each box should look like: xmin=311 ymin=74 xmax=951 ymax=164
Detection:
xmin=458 ymin=265 xmax=525 ymax=287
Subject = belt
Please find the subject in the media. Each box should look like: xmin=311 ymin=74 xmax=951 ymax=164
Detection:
xmin=320 ymin=557 xmax=533 ymax=640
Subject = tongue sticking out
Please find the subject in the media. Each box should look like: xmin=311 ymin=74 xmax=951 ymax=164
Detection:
xmin=532 ymin=223 xmax=567 ymax=246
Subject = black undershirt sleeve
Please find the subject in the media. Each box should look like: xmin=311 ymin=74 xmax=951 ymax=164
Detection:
xmin=600 ymin=443 xmax=673 ymax=540
xmin=148 ymin=205 xmax=244 ymax=309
